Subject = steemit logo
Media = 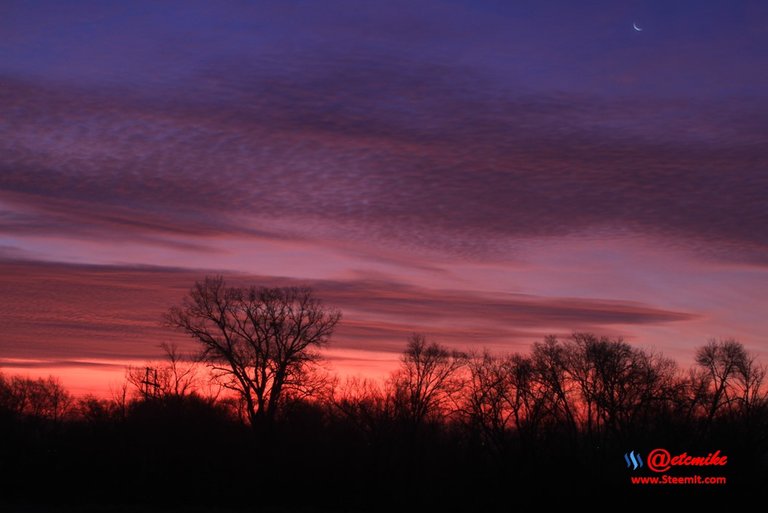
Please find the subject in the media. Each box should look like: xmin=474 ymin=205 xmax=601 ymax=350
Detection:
xmin=624 ymin=450 xmax=644 ymax=470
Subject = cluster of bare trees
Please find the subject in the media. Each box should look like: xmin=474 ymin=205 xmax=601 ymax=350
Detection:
xmin=333 ymin=333 xmax=766 ymax=450
xmin=466 ymin=335 xmax=682 ymax=438
xmin=458 ymin=335 xmax=681 ymax=449
xmin=2 ymin=277 xmax=765 ymax=441
xmin=0 ymin=374 xmax=72 ymax=422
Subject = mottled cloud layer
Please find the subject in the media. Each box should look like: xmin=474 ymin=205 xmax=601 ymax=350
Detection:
xmin=1 ymin=59 xmax=767 ymax=261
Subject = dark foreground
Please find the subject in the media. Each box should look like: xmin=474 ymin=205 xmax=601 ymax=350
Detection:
xmin=2 ymin=335 xmax=767 ymax=509
xmin=1 ymin=395 xmax=765 ymax=511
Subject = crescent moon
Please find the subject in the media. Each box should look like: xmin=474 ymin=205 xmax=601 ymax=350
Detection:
xmin=633 ymin=22 xmax=643 ymax=32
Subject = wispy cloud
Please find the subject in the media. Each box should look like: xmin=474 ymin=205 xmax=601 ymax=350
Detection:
xmin=0 ymin=358 xmax=127 ymax=370
xmin=0 ymin=259 xmax=695 ymax=361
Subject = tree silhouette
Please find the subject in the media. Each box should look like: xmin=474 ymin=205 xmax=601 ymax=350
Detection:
xmin=0 ymin=373 xmax=72 ymax=422
xmin=165 ymin=275 xmax=341 ymax=428
xmin=463 ymin=350 xmax=516 ymax=452
xmin=531 ymin=335 xmax=579 ymax=434
xmin=333 ymin=376 xmax=393 ymax=440
xmin=566 ymin=333 xmax=678 ymax=439
xmin=391 ymin=333 xmax=467 ymax=427
xmin=696 ymin=338 xmax=767 ymax=422
xmin=1 ymin=330 xmax=767 ymax=508
xmin=126 ymin=343 xmax=200 ymax=399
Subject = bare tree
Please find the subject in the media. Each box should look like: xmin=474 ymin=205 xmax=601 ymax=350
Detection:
xmin=462 ymin=350 xmax=555 ymax=450
xmin=531 ymin=335 xmax=579 ymax=434
xmin=391 ymin=333 xmax=467 ymax=426
xmin=109 ymin=381 xmax=129 ymax=421
xmin=165 ymin=276 xmax=341 ymax=428
xmin=333 ymin=376 xmax=393 ymax=439
xmin=463 ymin=350 xmax=515 ymax=451
xmin=505 ymin=353 xmax=551 ymax=441
xmin=0 ymin=373 xmax=72 ymax=422
xmin=567 ymin=333 xmax=678 ymax=438
xmin=77 ymin=395 xmax=121 ymax=425
xmin=160 ymin=342 xmax=198 ymax=397
xmin=735 ymin=350 xmax=767 ymax=415
xmin=126 ymin=343 xmax=199 ymax=400
xmin=696 ymin=338 xmax=766 ymax=422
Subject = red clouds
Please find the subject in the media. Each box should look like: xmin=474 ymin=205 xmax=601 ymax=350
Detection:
xmin=0 ymin=259 xmax=694 ymax=364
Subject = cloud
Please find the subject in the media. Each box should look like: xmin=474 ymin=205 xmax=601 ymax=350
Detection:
xmin=0 ymin=358 xmax=125 ymax=370
xmin=0 ymin=259 xmax=695 ymax=361
xmin=1 ymin=57 xmax=766 ymax=264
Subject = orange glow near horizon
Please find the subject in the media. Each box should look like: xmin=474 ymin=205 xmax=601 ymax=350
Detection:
xmin=0 ymin=348 xmax=401 ymax=398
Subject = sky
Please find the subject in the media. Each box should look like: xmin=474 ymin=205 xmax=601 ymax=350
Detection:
xmin=1 ymin=0 xmax=767 ymax=395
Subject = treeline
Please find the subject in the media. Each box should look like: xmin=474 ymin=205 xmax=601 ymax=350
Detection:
xmin=2 ymin=334 xmax=765 ymax=432
xmin=1 ymin=279 xmax=766 ymax=509
xmin=1 ymin=334 xmax=766 ymax=509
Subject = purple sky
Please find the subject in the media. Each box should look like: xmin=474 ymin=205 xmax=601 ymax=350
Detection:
xmin=1 ymin=0 xmax=767 ymax=394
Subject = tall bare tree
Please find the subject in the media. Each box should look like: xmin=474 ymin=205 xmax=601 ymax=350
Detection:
xmin=463 ymin=350 xmax=515 ymax=451
xmin=696 ymin=338 xmax=766 ymax=422
xmin=531 ymin=335 xmax=579 ymax=434
xmin=165 ymin=276 xmax=341 ymax=427
xmin=391 ymin=333 xmax=467 ymax=426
